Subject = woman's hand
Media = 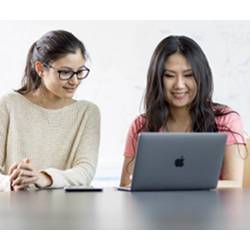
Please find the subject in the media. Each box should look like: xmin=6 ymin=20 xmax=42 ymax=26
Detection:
xmin=10 ymin=159 xmax=38 ymax=191
xmin=9 ymin=158 xmax=52 ymax=191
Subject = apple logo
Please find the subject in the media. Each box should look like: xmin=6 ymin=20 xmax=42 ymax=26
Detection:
xmin=174 ymin=156 xmax=185 ymax=167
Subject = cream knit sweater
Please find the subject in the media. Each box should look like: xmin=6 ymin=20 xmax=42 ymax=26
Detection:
xmin=0 ymin=92 xmax=100 ymax=191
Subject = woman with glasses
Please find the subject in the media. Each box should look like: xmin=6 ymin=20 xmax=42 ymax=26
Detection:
xmin=120 ymin=35 xmax=246 ymax=187
xmin=0 ymin=30 xmax=100 ymax=191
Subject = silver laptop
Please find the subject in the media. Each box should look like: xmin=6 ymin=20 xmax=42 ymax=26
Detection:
xmin=118 ymin=133 xmax=226 ymax=191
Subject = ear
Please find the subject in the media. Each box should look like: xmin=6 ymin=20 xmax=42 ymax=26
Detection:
xmin=34 ymin=61 xmax=46 ymax=78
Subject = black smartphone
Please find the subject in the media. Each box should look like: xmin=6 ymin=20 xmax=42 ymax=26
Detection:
xmin=64 ymin=186 xmax=103 ymax=192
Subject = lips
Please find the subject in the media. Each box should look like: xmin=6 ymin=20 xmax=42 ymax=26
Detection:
xmin=172 ymin=92 xmax=188 ymax=99
xmin=63 ymin=87 xmax=76 ymax=92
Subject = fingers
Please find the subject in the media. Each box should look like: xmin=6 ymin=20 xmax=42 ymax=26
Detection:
xmin=9 ymin=162 xmax=35 ymax=183
xmin=24 ymin=158 xmax=30 ymax=164
xmin=12 ymin=180 xmax=36 ymax=192
xmin=8 ymin=158 xmax=31 ymax=176
xmin=10 ymin=158 xmax=38 ymax=191
xmin=8 ymin=163 xmax=18 ymax=175
xmin=12 ymin=175 xmax=38 ymax=187
xmin=10 ymin=168 xmax=21 ymax=182
xmin=17 ymin=158 xmax=33 ymax=172
xmin=15 ymin=169 xmax=36 ymax=179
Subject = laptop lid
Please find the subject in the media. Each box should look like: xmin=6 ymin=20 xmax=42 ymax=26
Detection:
xmin=130 ymin=132 xmax=226 ymax=191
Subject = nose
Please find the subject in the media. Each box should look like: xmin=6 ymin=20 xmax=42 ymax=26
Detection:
xmin=175 ymin=75 xmax=185 ymax=88
xmin=68 ymin=74 xmax=79 ymax=86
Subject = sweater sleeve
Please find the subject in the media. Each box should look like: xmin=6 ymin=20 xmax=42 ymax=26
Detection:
xmin=0 ymin=96 xmax=11 ymax=191
xmin=0 ymin=174 xmax=11 ymax=192
xmin=43 ymin=103 xmax=101 ymax=188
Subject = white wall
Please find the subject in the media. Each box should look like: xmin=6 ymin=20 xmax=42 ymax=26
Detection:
xmin=0 ymin=21 xmax=249 ymax=186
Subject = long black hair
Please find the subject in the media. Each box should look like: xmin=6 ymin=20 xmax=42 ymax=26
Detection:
xmin=142 ymin=35 xmax=239 ymax=135
xmin=122 ymin=35 xmax=246 ymax=183
xmin=17 ymin=30 xmax=87 ymax=94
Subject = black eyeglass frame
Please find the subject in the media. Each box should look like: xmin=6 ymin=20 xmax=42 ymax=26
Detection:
xmin=43 ymin=63 xmax=90 ymax=80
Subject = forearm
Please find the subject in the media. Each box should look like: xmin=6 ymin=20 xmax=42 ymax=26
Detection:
xmin=43 ymin=164 xmax=96 ymax=188
xmin=120 ymin=169 xmax=131 ymax=187
xmin=221 ymin=144 xmax=245 ymax=184
xmin=120 ymin=157 xmax=134 ymax=187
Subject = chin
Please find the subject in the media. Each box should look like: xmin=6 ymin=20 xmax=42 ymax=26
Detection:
xmin=171 ymin=101 xmax=191 ymax=109
xmin=64 ymin=93 xmax=75 ymax=98
xmin=172 ymin=100 xmax=189 ymax=106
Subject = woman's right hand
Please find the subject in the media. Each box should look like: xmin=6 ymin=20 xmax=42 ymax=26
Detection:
xmin=8 ymin=162 xmax=19 ymax=190
xmin=8 ymin=162 xmax=18 ymax=176
xmin=9 ymin=159 xmax=38 ymax=191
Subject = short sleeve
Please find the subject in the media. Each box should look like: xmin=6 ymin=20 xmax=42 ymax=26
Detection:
xmin=216 ymin=109 xmax=246 ymax=145
xmin=123 ymin=115 xmax=146 ymax=157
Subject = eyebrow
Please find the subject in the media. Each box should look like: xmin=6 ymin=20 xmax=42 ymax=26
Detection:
xmin=164 ymin=69 xmax=193 ymax=73
xmin=58 ymin=65 xmax=86 ymax=70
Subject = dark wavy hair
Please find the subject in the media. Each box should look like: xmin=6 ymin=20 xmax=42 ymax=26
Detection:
xmin=17 ymin=30 xmax=87 ymax=94
xmin=140 ymin=35 xmax=240 ymax=136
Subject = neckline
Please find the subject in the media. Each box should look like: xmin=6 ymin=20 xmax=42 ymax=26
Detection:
xmin=14 ymin=92 xmax=79 ymax=113
xmin=165 ymin=125 xmax=192 ymax=133
xmin=165 ymin=123 xmax=192 ymax=133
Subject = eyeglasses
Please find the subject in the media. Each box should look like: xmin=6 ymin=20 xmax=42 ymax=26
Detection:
xmin=44 ymin=64 xmax=90 ymax=80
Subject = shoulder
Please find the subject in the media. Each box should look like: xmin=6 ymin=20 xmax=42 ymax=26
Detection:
xmin=0 ymin=91 xmax=19 ymax=104
xmin=77 ymin=100 xmax=100 ymax=112
xmin=129 ymin=114 xmax=146 ymax=134
xmin=0 ymin=92 xmax=22 ymax=110
xmin=133 ymin=114 xmax=146 ymax=125
xmin=76 ymin=100 xmax=100 ymax=117
xmin=214 ymin=105 xmax=245 ymax=144
xmin=214 ymin=105 xmax=242 ymax=126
